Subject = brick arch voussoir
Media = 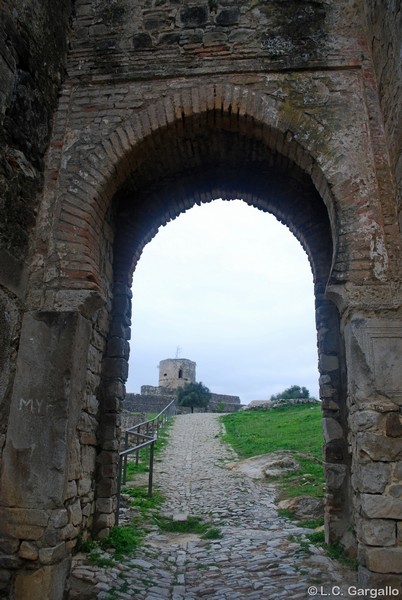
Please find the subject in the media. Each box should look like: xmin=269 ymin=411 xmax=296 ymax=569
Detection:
xmin=55 ymin=83 xmax=337 ymax=296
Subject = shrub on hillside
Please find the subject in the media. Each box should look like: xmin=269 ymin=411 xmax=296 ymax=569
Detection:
xmin=270 ymin=385 xmax=310 ymax=401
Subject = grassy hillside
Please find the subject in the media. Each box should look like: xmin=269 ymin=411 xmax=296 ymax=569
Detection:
xmin=221 ymin=404 xmax=324 ymax=498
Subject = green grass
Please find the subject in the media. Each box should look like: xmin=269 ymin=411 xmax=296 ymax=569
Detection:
xmin=221 ymin=405 xmax=323 ymax=459
xmin=221 ymin=405 xmax=324 ymax=500
xmin=278 ymin=509 xmax=324 ymax=530
xmin=154 ymin=515 xmax=222 ymax=539
xmin=77 ymin=419 xmax=174 ymax=566
xmin=123 ymin=486 xmax=164 ymax=516
xmin=100 ymin=526 xmax=142 ymax=559
xmin=273 ymin=457 xmax=324 ymax=498
xmin=79 ymin=524 xmax=144 ymax=566
xmin=78 ymin=419 xmax=174 ymax=566
xmin=289 ymin=531 xmax=358 ymax=570
xmin=77 ymin=482 xmax=165 ymax=566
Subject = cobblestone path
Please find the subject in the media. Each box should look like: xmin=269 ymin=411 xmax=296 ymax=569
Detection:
xmin=70 ymin=413 xmax=357 ymax=599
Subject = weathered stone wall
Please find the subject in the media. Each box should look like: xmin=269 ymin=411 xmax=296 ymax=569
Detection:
xmin=209 ymin=393 xmax=241 ymax=412
xmin=363 ymin=0 xmax=402 ymax=228
xmin=0 ymin=0 xmax=73 ymax=271
xmin=124 ymin=393 xmax=175 ymax=415
xmin=0 ymin=0 xmax=73 ymax=468
xmin=120 ymin=410 xmax=147 ymax=432
xmin=124 ymin=392 xmax=241 ymax=414
xmin=141 ymin=385 xmax=165 ymax=396
xmin=68 ymin=0 xmax=363 ymax=78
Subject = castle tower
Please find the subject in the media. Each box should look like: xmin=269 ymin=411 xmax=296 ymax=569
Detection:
xmin=158 ymin=358 xmax=196 ymax=390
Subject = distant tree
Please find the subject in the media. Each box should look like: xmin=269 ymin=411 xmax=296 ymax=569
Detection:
xmin=270 ymin=385 xmax=310 ymax=401
xmin=177 ymin=382 xmax=211 ymax=413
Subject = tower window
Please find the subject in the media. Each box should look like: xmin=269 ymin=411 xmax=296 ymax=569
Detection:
xmin=178 ymin=369 xmax=183 ymax=379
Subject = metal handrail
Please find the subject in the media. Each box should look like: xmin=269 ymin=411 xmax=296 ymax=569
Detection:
xmin=115 ymin=399 xmax=176 ymax=525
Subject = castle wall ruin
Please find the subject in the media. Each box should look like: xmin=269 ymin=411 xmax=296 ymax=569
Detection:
xmin=0 ymin=1 xmax=402 ymax=597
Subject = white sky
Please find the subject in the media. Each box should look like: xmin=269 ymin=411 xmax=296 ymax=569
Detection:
xmin=127 ymin=199 xmax=320 ymax=404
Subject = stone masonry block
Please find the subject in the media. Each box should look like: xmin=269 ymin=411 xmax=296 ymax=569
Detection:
xmin=100 ymin=439 xmax=120 ymax=452
xmin=350 ymin=410 xmax=382 ymax=432
xmin=60 ymin=524 xmax=79 ymax=541
xmin=67 ymin=500 xmax=82 ymax=527
xmin=357 ymin=518 xmax=396 ymax=546
xmin=96 ymin=479 xmax=117 ymax=497
xmin=79 ymin=431 xmax=97 ymax=446
xmin=3 ymin=524 xmax=44 ymax=541
xmin=358 ymin=567 xmax=402 ymax=594
xmin=179 ymin=6 xmax=209 ymax=28
xmin=97 ymin=450 xmax=118 ymax=465
xmin=365 ymin=547 xmax=402 ymax=573
xmin=78 ymin=478 xmax=92 ymax=496
xmin=325 ymin=463 xmax=347 ymax=490
xmin=357 ymin=432 xmax=402 ymax=461
xmin=0 ymin=538 xmax=20 ymax=554
xmin=65 ymin=481 xmax=77 ymax=500
xmin=0 ymin=508 xmax=49 ymax=527
xmin=322 ymin=418 xmax=343 ymax=443
xmin=352 ymin=461 xmax=391 ymax=493
xmin=50 ymin=510 xmax=68 ymax=529
xmin=44 ymin=528 xmax=63 ymax=547
xmin=216 ymin=8 xmax=240 ymax=26
xmin=95 ymin=513 xmax=115 ymax=529
xmin=388 ymin=484 xmax=402 ymax=498
xmin=96 ymin=498 xmax=114 ymax=514
xmin=39 ymin=542 xmax=66 ymax=565
xmin=361 ymin=494 xmax=402 ymax=519
xmin=386 ymin=413 xmax=402 ymax=437
xmin=100 ymin=463 xmax=119 ymax=478
xmin=102 ymin=357 xmax=129 ymax=380
xmin=14 ymin=558 xmax=70 ymax=600
xmin=319 ymin=354 xmax=339 ymax=371
xmin=102 ymin=380 xmax=125 ymax=399
xmin=132 ymin=33 xmax=152 ymax=50
xmin=81 ymin=503 xmax=92 ymax=518
xmin=81 ymin=445 xmax=97 ymax=473
xmin=85 ymin=395 xmax=99 ymax=415
xmin=0 ymin=312 xmax=91 ymax=509
xmin=398 ymin=522 xmax=402 ymax=544
xmin=78 ymin=412 xmax=98 ymax=434
xmin=107 ymin=337 xmax=130 ymax=358
xmin=18 ymin=541 xmax=39 ymax=561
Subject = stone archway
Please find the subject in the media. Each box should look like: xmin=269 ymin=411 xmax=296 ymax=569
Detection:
xmin=1 ymin=82 xmax=402 ymax=597
xmin=99 ymin=103 xmax=350 ymax=548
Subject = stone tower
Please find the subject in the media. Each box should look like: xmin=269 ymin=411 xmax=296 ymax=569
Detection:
xmin=158 ymin=358 xmax=196 ymax=390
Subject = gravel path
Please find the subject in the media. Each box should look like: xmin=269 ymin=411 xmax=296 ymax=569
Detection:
xmin=69 ymin=413 xmax=357 ymax=599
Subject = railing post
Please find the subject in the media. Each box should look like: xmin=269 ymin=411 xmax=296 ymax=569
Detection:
xmin=148 ymin=440 xmax=155 ymax=498
xmin=116 ymin=400 xmax=175 ymax=521
xmin=123 ymin=431 xmax=129 ymax=483
xmin=116 ymin=454 xmax=123 ymax=526
xmin=136 ymin=425 xmax=140 ymax=465
xmin=146 ymin=422 xmax=150 ymax=458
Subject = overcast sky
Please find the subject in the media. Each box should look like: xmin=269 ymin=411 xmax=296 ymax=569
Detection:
xmin=127 ymin=199 xmax=319 ymax=404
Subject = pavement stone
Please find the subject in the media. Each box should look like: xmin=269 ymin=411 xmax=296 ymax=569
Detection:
xmin=69 ymin=413 xmax=357 ymax=599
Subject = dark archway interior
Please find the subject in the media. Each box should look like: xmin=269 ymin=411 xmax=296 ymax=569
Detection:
xmin=111 ymin=118 xmax=334 ymax=292
xmin=96 ymin=116 xmax=352 ymax=547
